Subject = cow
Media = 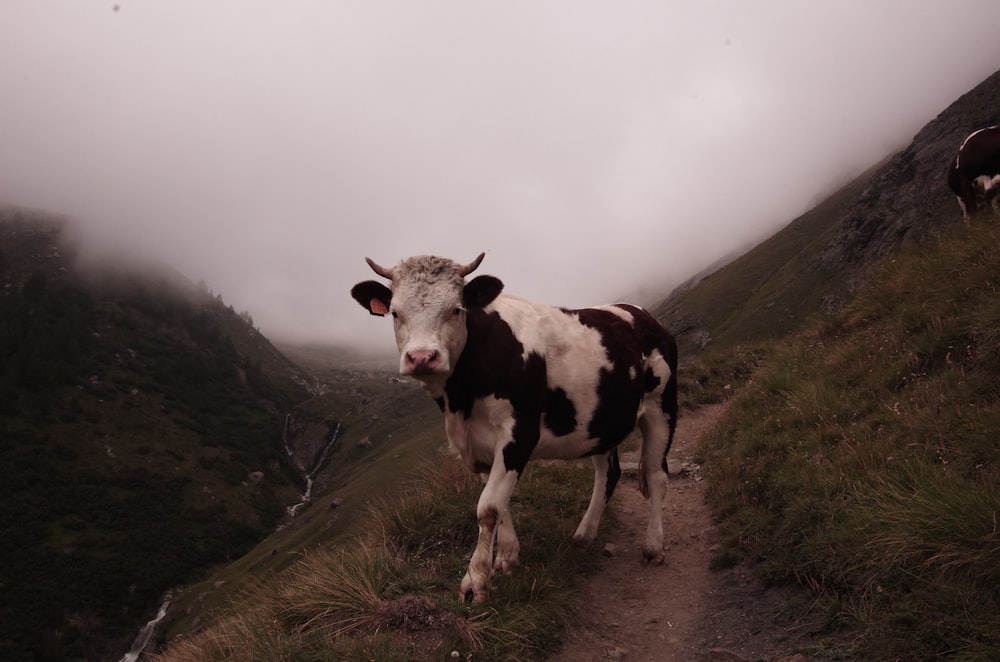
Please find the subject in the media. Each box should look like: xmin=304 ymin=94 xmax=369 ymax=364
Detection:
xmin=351 ymin=253 xmax=678 ymax=603
xmin=948 ymin=125 xmax=1000 ymax=222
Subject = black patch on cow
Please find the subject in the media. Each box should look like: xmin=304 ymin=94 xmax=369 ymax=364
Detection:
xmin=443 ymin=301 xmax=678 ymax=477
xmin=644 ymin=366 xmax=661 ymax=393
xmin=350 ymin=280 xmax=392 ymax=316
xmin=434 ymin=396 xmax=445 ymax=412
xmin=444 ymin=310 xmax=547 ymax=476
xmin=501 ymin=378 xmax=543 ymax=474
xmin=570 ymin=304 xmax=679 ymax=468
xmin=463 ymin=275 xmax=504 ymax=309
xmin=543 ymin=387 xmax=577 ymax=436
xmin=572 ymin=308 xmax=645 ymax=455
xmin=613 ymin=304 xmax=680 ymax=472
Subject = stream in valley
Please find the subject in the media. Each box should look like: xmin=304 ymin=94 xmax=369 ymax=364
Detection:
xmin=116 ymin=414 xmax=339 ymax=660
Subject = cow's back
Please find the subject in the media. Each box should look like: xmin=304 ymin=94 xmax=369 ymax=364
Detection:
xmin=444 ymin=294 xmax=673 ymax=462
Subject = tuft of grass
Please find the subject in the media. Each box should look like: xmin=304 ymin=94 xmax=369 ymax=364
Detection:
xmin=701 ymin=216 xmax=1000 ymax=660
xmin=277 ymin=546 xmax=403 ymax=638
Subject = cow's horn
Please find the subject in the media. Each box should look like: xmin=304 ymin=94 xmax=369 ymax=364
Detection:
xmin=457 ymin=252 xmax=485 ymax=277
xmin=365 ymin=257 xmax=394 ymax=279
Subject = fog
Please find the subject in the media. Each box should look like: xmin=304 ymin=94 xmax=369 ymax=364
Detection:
xmin=2 ymin=1 xmax=999 ymax=349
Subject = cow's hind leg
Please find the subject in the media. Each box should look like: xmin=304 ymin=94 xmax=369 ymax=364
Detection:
xmin=637 ymin=411 xmax=671 ymax=565
xmin=960 ymin=183 xmax=978 ymax=223
xmin=987 ymin=185 xmax=1000 ymax=218
xmin=572 ymin=450 xmax=621 ymax=544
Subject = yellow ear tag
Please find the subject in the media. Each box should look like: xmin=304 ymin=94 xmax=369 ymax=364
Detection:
xmin=370 ymin=298 xmax=389 ymax=316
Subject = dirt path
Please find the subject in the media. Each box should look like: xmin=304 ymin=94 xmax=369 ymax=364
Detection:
xmin=549 ymin=402 xmax=813 ymax=662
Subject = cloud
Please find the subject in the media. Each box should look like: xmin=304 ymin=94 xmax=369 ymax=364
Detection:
xmin=2 ymin=1 xmax=1000 ymax=348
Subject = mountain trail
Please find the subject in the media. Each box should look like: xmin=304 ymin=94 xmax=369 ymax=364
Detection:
xmin=549 ymin=401 xmax=820 ymax=662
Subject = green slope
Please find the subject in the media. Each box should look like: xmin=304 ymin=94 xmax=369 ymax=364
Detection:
xmin=701 ymin=214 xmax=1000 ymax=659
xmin=0 ymin=211 xmax=310 ymax=662
xmin=652 ymin=163 xmax=880 ymax=358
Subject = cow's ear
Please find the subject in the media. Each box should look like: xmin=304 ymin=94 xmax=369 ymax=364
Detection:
xmin=463 ymin=275 xmax=503 ymax=309
xmin=351 ymin=281 xmax=392 ymax=316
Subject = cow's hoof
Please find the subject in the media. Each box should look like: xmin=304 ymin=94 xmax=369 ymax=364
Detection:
xmin=459 ymin=587 xmax=488 ymax=604
xmin=642 ymin=549 xmax=666 ymax=566
xmin=493 ymin=556 xmax=520 ymax=575
xmin=459 ymin=573 xmax=489 ymax=603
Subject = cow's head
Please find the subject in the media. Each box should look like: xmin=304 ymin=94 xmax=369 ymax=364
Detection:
xmin=351 ymin=253 xmax=503 ymax=385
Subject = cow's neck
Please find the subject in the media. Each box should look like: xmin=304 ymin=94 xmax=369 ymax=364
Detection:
xmin=413 ymin=374 xmax=448 ymax=400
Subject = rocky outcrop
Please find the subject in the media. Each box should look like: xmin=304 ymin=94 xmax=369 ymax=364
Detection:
xmin=822 ymin=68 xmax=1000 ymax=269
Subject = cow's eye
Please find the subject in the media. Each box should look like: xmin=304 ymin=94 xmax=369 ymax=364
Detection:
xmin=390 ymin=310 xmax=399 ymax=320
xmin=452 ymin=307 xmax=464 ymax=317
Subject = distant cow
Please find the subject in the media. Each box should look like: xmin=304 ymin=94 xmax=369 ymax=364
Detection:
xmin=948 ymin=125 xmax=1000 ymax=221
xmin=352 ymin=253 xmax=678 ymax=603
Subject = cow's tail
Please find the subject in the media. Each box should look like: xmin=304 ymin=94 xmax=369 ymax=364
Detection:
xmin=662 ymin=368 xmax=678 ymax=474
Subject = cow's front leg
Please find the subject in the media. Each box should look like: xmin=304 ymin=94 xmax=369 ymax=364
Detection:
xmin=493 ymin=505 xmax=520 ymax=574
xmin=460 ymin=460 xmax=520 ymax=603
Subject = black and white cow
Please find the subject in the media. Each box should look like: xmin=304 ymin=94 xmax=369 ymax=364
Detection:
xmin=948 ymin=125 xmax=1000 ymax=222
xmin=351 ymin=253 xmax=678 ymax=603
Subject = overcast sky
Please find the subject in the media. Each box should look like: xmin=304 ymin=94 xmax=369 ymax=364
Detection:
xmin=2 ymin=2 xmax=999 ymax=349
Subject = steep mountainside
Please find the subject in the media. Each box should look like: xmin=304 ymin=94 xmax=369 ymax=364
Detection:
xmin=117 ymin=68 xmax=1000 ymax=662
xmin=822 ymin=68 xmax=1000 ymax=267
xmin=656 ymin=67 xmax=1000 ymax=358
xmin=653 ymin=163 xmax=876 ymax=357
xmin=0 ymin=210 xmax=316 ymax=662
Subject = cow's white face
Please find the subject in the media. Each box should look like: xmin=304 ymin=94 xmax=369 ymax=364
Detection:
xmin=350 ymin=253 xmax=502 ymax=391
xmin=389 ymin=273 xmax=468 ymax=380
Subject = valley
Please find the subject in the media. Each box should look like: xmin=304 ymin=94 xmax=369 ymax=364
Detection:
xmin=2 ymin=64 xmax=1000 ymax=662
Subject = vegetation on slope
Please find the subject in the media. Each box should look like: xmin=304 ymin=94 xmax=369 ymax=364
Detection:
xmin=152 ymin=456 xmax=598 ymax=662
xmin=0 ymin=212 xmax=310 ymax=662
xmin=654 ymin=164 xmax=878 ymax=359
xmin=701 ymin=216 xmax=1000 ymax=659
xmin=158 ymin=368 xmax=444 ymax=640
xmin=145 ymin=209 xmax=1000 ymax=661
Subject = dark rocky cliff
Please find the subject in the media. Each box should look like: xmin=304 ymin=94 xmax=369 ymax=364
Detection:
xmin=822 ymin=68 xmax=1000 ymax=268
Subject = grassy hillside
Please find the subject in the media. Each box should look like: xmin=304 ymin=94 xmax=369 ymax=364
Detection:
xmin=151 ymin=451 xmax=599 ymax=662
xmin=107 ymin=66 xmax=1000 ymax=659
xmin=653 ymin=163 xmax=879 ymax=360
xmin=0 ymin=211 xmax=312 ymax=662
xmin=651 ymin=165 xmax=887 ymax=416
xmin=149 ymin=206 xmax=1000 ymax=661
xmin=701 ymin=215 xmax=1000 ymax=659
xmin=150 ymin=318 xmax=605 ymax=660
xmin=158 ymin=367 xmax=446 ymax=640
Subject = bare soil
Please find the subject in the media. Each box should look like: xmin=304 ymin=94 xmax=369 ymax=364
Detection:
xmin=549 ymin=402 xmax=823 ymax=662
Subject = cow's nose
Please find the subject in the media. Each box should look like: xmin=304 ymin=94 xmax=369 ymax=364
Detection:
xmin=404 ymin=349 xmax=440 ymax=373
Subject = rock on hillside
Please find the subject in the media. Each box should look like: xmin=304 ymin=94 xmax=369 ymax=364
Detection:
xmin=822 ymin=68 xmax=1000 ymax=268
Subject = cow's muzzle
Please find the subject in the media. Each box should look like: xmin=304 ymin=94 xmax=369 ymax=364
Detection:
xmin=403 ymin=349 xmax=442 ymax=375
